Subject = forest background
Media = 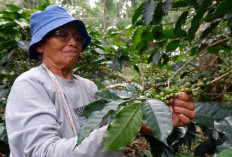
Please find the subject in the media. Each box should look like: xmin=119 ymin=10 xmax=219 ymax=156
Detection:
xmin=0 ymin=0 xmax=232 ymax=156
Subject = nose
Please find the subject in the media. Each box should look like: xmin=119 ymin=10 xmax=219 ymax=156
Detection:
xmin=67 ymin=36 xmax=78 ymax=47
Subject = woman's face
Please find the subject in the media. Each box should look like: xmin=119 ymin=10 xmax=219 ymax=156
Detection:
xmin=36 ymin=24 xmax=84 ymax=69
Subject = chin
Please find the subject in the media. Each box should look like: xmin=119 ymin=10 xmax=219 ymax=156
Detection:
xmin=66 ymin=58 xmax=78 ymax=67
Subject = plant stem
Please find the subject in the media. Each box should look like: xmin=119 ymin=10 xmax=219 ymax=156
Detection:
xmin=167 ymin=37 xmax=232 ymax=87
xmin=192 ymin=70 xmax=232 ymax=92
xmin=211 ymin=70 xmax=232 ymax=84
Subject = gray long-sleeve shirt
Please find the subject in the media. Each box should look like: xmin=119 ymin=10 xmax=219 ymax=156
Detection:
xmin=5 ymin=65 xmax=123 ymax=157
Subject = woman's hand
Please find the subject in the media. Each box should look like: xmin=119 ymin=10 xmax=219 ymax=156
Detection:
xmin=169 ymin=92 xmax=195 ymax=127
xmin=140 ymin=92 xmax=195 ymax=136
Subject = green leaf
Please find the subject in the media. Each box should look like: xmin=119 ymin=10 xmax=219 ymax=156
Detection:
xmin=200 ymin=21 xmax=220 ymax=39
xmin=112 ymin=90 xmax=135 ymax=99
xmin=133 ymin=64 xmax=140 ymax=73
xmin=152 ymin=26 xmax=163 ymax=40
xmin=185 ymin=0 xmax=198 ymax=9
xmin=109 ymin=58 xmax=122 ymax=71
xmin=143 ymin=150 xmax=153 ymax=157
xmin=132 ymin=27 xmax=144 ymax=46
xmin=204 ymin=0 xmax=232 ymax=22
xmin=162 ymin=0 xmax=173 ymax=14
xmin=175 ymin=11 xmax=188 ymax=33
xmin=103 ymin=103 xmax=143 ymax=151
xmin=136 ymin=41 xmax=148 ymax=53
xmin=145 ymin=130 xmax=173 ymax=156
xmin=152 ymin=50 xmax=161 ymax=64
xmin=228 ymin=17 xmax=232 ymax=33
xmin=172 ymin=1 xmax=188 ymax=8
xmin=132 ymin=2 xmax=145 ymax=25
xmin=214 ymin=116 xmax=232 ymax=136
xmin=5 ymin=4 xmax=22 ymax=12
xmin=194 ymin=102 xmax=231 ymax=128
xmin=208 ymin=45 xmax=221 ymax=54
xmin=77 ymin=100 xmax=125 ymax=145
xmin=188 ymin=0 xmax=214 ymax=41
xmin=166 ymin=40 xmax=180 ymax=52
xmin=170 ymin=61 xmax=185 ymax=71
xmin=175 ymin=29 xmax=187 ymax=38
xmin=81 ymin=100 xmax=108 ymax=117
xmin=37 ymin=1 xmax=51 ymax=11
xmin=163 ymin=28 xmax=175 ymax=39
xmin=152 ymin=2 xmax=164 ymax=24
xmin=143 ymin=0 xmax=156 ymax=25
xmin=217 ymin=147 xmax=232 ymax=157
xmin=94 ymin=90 xmax=121 ymax=101
xmin=143 ymin=29 xmax=154 ymax=41
xmin=140 ymin=99 xmax=173 ymax=145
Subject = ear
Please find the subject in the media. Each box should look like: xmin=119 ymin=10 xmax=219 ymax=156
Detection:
xmin=35 ymin=43 xmax=43 ymax=54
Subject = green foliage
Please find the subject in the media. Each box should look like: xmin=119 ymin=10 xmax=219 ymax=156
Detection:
xmin=132 ymin=2 xmax=145 ymax=25
xmin=140 ymin=99 xmax=173 ymax=145
xmin=214 ymin=116 xmax=232 ymax=136
xmin=188 ymin=0 xmax=213 ymax=41
xmin=194 ymin=102 xmax=231 ymax=128
xmin=217 ymin=147 xmax=232 ymax=157
xmin=143 ymin=0 xmax=156 ymax=25
xmin=77 ymin=100 xmax=125 ymax=145
xmin=103 ymin=103 xmax=143 ymax=151
xmin=94 ymin=90 xmax=121 ymax=101
xmin=204 ymin=0 xmax=232 ymax=22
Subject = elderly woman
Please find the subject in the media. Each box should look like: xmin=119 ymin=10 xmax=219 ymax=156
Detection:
xmin=5 ymin=5 xmax=195 ymax=157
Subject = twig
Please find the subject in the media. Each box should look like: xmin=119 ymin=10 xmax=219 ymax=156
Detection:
xmin=192 ymin=70 xmax=232 ymax=92
xmin=211 ymin=70 xmax=232 ymax=84
xmin=167 ymin=37 xmax=231 ymax=87
xmin=212 ymin=84 xmax=232 ymax=100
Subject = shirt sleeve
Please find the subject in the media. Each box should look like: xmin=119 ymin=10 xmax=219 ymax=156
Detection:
xmin=5 ymin=79 xmax=123 ymax=157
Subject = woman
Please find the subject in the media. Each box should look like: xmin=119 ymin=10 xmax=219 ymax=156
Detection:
xmin=5 ymin=5 xmax=195 ymax=157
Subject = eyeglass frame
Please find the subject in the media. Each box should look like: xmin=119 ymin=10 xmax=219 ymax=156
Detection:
xmin=50 ymin=28 xmax=86 ymax=46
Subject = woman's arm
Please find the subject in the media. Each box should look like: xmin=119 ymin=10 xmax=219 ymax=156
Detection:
xmin=5 ymin=79 xmax=122 ymax=157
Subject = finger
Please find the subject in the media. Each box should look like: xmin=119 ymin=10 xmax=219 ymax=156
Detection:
xmin=174 ymin=106 xmax=196 ymax=119
xmin=168 ymin=105 xmax=173 ymax=115
xmin=178 ymin=92 xmax=192 ymax=102
xmin=173 ymin=114 xmax=181 ymax=127
xmin=170 ymin=98 xmax=175 ymax=104
xmin=173 ymin=99 xmax=195 ymax=110
xmin=179 ymin=114 xmax=191 ymax=126
xmin=141 ymin=123 xmax=153 ymax=136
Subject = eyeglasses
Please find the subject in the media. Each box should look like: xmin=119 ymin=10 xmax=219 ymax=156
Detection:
xmin=52 ymin=28 xmax=86 ymax=45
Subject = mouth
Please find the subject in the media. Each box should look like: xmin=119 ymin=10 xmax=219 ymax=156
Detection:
xmin=64 ymin=50 xmax=79 ymax=55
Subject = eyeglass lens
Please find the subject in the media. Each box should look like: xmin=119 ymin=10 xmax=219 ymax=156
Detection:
xmin=54 ymin=29 xmax=85 ymax=45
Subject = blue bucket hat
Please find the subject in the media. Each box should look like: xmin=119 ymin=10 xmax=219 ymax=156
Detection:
xmin=29 ymin=5 xmax=91 ymax=60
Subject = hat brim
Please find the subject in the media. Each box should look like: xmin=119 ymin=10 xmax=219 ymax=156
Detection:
xmin=29 ymin=18 xmax=91 ymax=60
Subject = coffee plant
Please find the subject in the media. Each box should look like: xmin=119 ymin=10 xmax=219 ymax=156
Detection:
xmin=75 ymin=0 xmax=232 ymax=156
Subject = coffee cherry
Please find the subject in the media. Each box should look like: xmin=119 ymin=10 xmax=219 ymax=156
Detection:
xmin=165 ymin=95 xmax=170 ymax=99
xmin=192 ymin=91 xmax=198 ymax=97
xmin=155 ymin=95 xmax=161 ymax=100
xmin=198 ymin=82 xmax=205 ymax=88
xmin=203 ymin=78 xmax=208 ymax=83
xmin=185 ymin=82 xmax=192 ymax=88
xmin=165 ymin=100 xmax=170 ymax=105
xmin=160 ymin=92 xmax=165 ymax=97
xmin=174 ymin=93 xmax=179 ymax=97
xmin=184 ymin=88 xmax=192 ymax=94
xmin=164 ymin=87 xmax=171 ymax=94
xmin=206 ymin=81 xmax=211 ymax=86
xmin=161 ymin=97 xmax=165 ymax=101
